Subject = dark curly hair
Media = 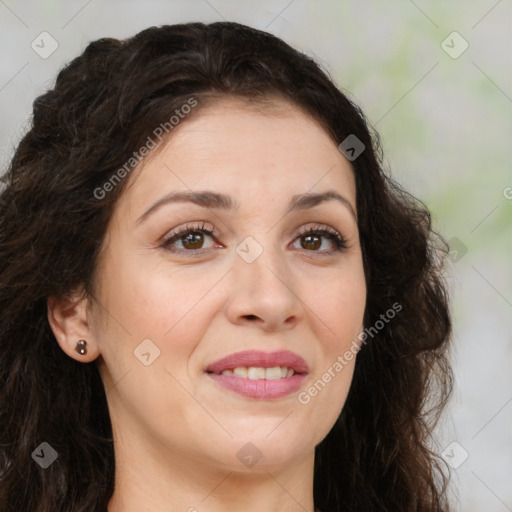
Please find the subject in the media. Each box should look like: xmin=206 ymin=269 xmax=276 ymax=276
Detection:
xmin=0 ymin=21 xmax=454 ymax=512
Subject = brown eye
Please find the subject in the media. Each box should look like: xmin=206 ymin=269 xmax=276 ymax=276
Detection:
xmin=181 ymin=232 xmax=206 ymax=250
xmin=161 ymin=222 xmax=216 ymax=253
xmin=294 ymin=227 xmax=348 ymax=254
xmin=161 ymin=223 xmax=347 ymax=256
xmin=300 ymin=233 xmax=322 ymax=251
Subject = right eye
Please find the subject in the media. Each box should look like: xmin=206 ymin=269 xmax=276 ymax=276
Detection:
xmin=160 ymin=222 xmax=219 ymax=254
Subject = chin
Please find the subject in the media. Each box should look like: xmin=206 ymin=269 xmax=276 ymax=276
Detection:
xmin=214 ymin=433 xmax=313 ymax=472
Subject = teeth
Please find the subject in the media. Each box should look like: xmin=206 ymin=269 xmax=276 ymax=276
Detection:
xmin=220 ymin=366 xmax=295 ymax=379
xmin=248 ymin=367 xmax=266 ymax=379
xmin=233 ymin=367 xmax=248 ymax=378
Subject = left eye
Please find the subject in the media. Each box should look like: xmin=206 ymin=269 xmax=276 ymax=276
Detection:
xmin=161 ymin=223 xmax=347 ymax=254
xmin=293 ymin=227 xmax=347 ymax=252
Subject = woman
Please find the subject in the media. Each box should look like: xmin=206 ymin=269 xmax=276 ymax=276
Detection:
xmin=0 ymin=21 xmax=453 ymax=511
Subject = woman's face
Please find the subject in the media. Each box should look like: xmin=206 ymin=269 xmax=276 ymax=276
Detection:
xmin=88 ymin=97 xmax=366 ymax=474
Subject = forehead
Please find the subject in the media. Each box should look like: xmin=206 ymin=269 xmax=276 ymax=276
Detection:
xmin=122 ymin=97 xmax=356 ymax=215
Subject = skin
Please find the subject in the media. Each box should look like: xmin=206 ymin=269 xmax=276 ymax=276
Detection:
xmin=48 ymin=96 xmax=367 ymax=512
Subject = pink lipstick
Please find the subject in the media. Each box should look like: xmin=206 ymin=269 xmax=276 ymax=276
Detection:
xmin=205 ymin=349 xmax=309 ymax=400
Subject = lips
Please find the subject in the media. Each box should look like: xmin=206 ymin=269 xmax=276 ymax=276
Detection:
xmin=205 ymin=349 xmax=309 ymax=375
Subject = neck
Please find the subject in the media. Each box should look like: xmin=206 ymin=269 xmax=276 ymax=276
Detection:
xmin=107 ymin=432 xmax=317 ymax=512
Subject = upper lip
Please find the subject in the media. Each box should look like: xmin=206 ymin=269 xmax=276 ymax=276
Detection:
xmin=205 ymin=350 xmax=309 ymax=374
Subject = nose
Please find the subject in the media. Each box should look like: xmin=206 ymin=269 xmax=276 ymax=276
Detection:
xmin=224 ymin=242 xmax=303 ymax=332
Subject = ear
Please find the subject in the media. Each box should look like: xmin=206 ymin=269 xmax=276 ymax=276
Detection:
xmin=47 ymin=289 xmax=100 ymax=362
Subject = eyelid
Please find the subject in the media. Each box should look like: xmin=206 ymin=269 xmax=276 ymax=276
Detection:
xmin=295 ymin=223 xmax=340 ymax=237
xmin=164 ymin=221 xmax=342 ymax=239
xmin=162 ymin=221 xmax=217 ymax=241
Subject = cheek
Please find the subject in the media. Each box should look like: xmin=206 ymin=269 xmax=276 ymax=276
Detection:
xmin=321 ymin=360 xmax=356 ymax=430
xmin=297 ymin=352 xmax=356 ymax=449
xmin=132 ymin=270 xmax=223 ymax=338
xmin=314 ymin=269 xmax=367 ymax=347
xmin=97 ymin=258 xmax=223 ymax=374
xmin=97 ymin=249 xmax=209 ymax=336
xmin=294 ymin=268 xmax=364 ymax=410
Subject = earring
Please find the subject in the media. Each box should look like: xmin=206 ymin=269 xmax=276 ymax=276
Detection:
xmin=75 ymin=339 xmax=88 ymax=355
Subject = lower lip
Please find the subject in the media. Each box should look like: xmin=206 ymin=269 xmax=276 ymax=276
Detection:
xmin=206 ymin=372 xmax=307 ymax=400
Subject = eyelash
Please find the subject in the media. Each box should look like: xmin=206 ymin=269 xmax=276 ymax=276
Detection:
xmin=160 ymin=221 xmax=348 ymax=256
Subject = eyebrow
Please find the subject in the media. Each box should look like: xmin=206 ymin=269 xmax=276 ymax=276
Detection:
xmin=136 ymin=189 xmax=357 ymax=224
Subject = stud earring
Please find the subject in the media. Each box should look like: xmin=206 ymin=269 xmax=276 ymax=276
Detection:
xmin=75 ymin=339 xmax=88 ymax=355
